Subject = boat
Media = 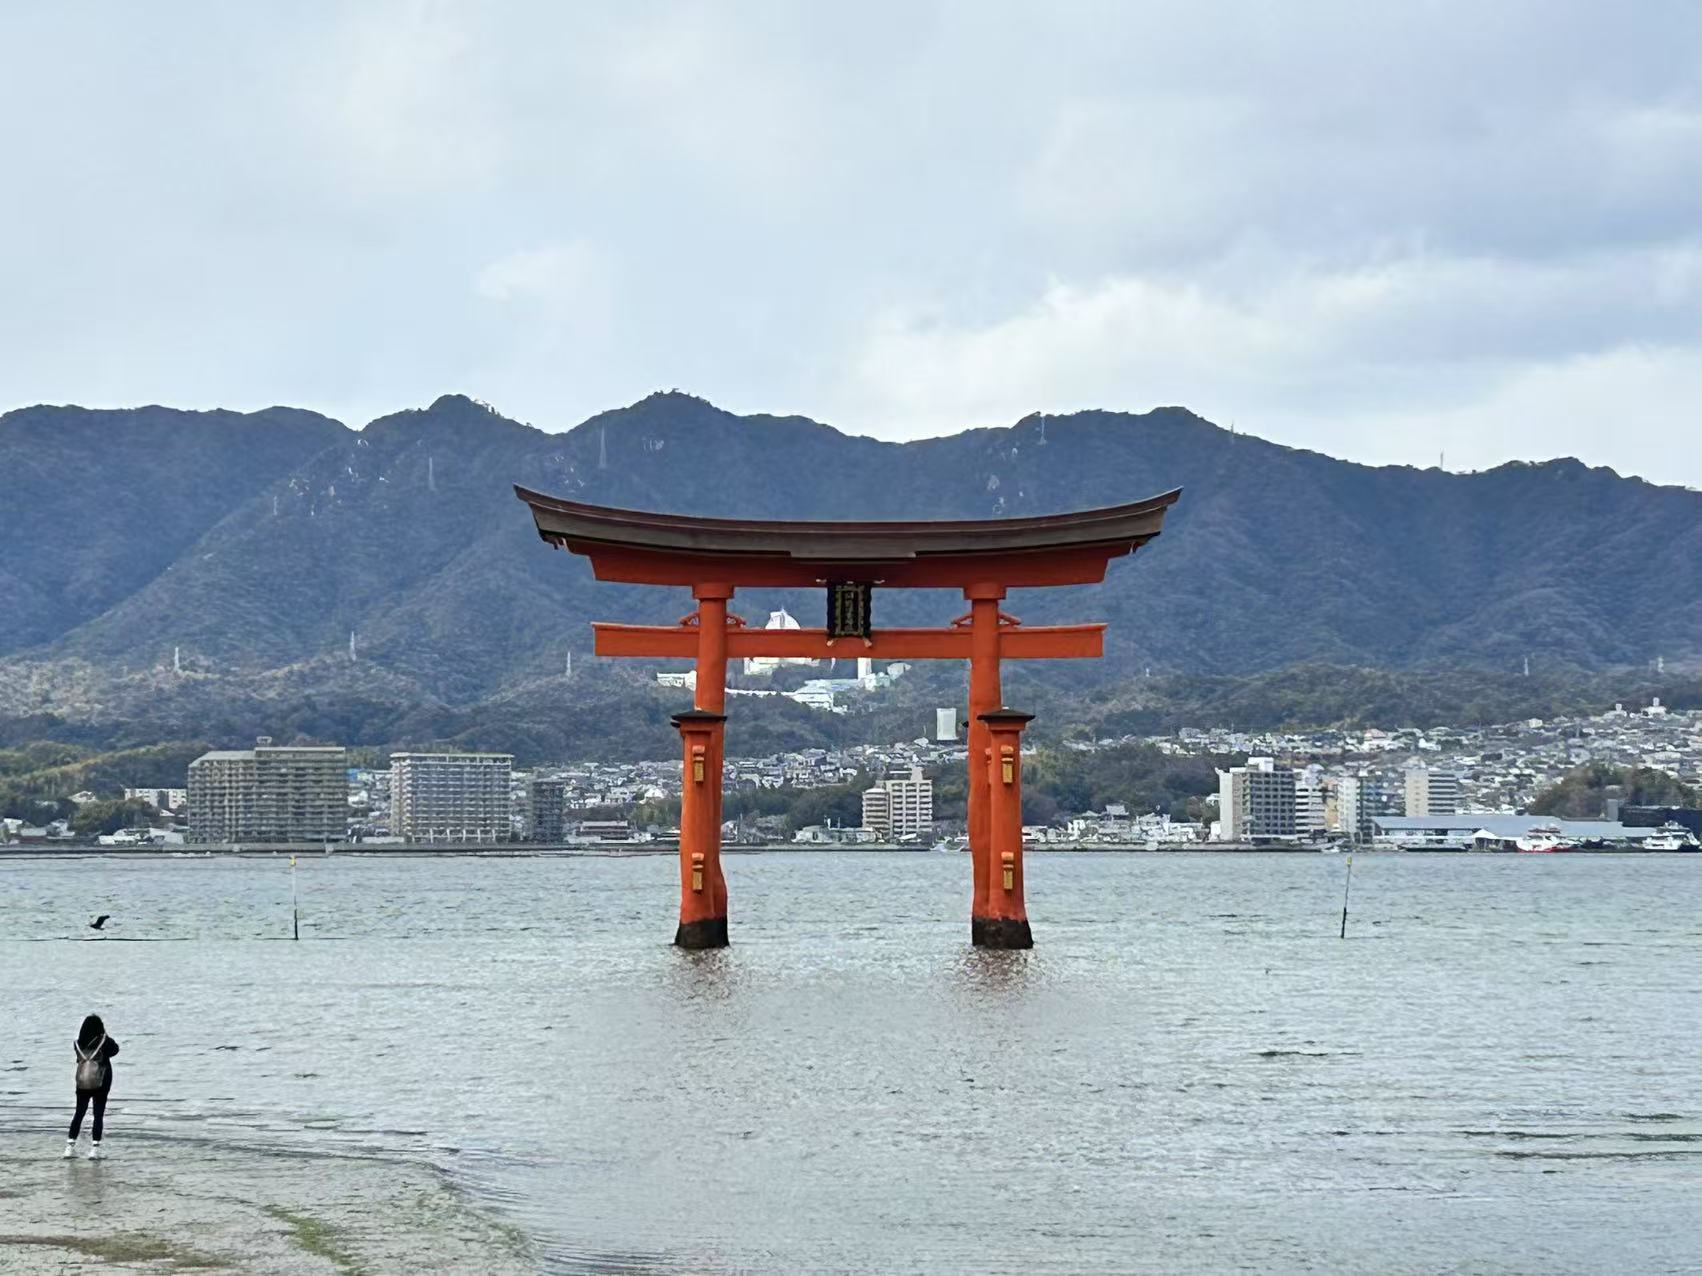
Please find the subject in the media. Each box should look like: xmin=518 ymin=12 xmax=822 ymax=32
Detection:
xmin=1514 ymin=824 xmax=1570 ymax=853
xmin=1641 ymin=822 xmax=1700 ymax=851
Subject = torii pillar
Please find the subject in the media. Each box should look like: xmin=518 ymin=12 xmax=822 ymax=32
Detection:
xmin=674 ymin=583 xmax=733 ymax=949
xmin=977 ymin=708 xmax=1035 ymax=948
xmin=965 ymin=583 xmax=1006 ymax=946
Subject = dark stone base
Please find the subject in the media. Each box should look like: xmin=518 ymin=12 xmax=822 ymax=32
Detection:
xmin=674 ymin=916 xmax=729 ymax=949
xmin=971 ymin=916 xmax=1033 ymax=949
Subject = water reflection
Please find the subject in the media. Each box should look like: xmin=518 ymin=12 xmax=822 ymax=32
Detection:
xmin=661 ymin=947 xmax=742 ymax=1004
xmin=949 ymin=946 xmax=1046 ymax=1003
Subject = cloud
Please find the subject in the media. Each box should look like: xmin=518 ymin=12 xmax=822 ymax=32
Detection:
xmin=474 ymin=242 xmax=612 ymax=304
xmin=834 ymin=247 xmax=1702 ymax=477
xmin=1 ymin=2 xmax=1700 ymax=483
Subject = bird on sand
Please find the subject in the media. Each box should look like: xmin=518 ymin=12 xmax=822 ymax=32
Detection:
xmin=88 ymin=915 xmax=110 ymax=931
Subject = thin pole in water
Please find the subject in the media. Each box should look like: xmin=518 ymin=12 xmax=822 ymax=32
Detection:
xmin=1339 ymin=853 xmax=1353 ymax=939
xmin=291 ymin=855 xmax=299 ymax=941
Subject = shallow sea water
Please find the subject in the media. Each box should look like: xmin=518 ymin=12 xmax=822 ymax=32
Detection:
xmin=4 ymin=850 xmax=1700 ymax=1274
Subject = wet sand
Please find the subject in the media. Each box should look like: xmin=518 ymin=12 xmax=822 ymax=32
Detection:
xmin=0 ymin=1130 xmax=536 ymax=1274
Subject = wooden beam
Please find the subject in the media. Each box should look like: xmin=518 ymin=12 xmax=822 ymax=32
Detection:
xmin=576 ymin=544 xmax=1134 ymax=588
xmin=593 ymin=623 xmax=1104 ymax=660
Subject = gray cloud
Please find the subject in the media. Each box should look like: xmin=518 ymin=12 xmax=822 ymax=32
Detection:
xmin=2 ymin=1 xmax=1698 ymax=483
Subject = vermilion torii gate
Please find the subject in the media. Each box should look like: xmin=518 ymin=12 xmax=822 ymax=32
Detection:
xmin=516 ymin=486 xmax=1180 ymax=950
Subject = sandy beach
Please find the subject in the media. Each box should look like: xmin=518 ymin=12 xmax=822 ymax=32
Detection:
xmin=0 ymin=1130 xmax=536 ymax=1274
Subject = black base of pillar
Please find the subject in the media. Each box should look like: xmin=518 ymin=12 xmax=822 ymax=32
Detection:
xmin=971 ymin=916 xmax=1033 ymax=949
xmin=674 ymin=917 xmax=729 ymax=949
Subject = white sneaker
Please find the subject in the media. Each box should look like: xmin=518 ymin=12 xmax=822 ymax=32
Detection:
xmin=62 ymin=1140 xmax=76 ymax=1159
xmin=87 ymin=1143 xmax=103 ymax=1160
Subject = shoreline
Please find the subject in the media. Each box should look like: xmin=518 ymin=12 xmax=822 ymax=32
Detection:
xmin=0 ymin=1126 xmax=536 ymax=1274
xmin=4 ymin=842 xmax=1696 ymax=859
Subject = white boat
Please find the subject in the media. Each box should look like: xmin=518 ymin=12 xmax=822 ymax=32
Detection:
xmin=1641 ymin=822 xmax=1699 ymax=851
xmin=1514 ymin=824 xmax=1569 ymax=853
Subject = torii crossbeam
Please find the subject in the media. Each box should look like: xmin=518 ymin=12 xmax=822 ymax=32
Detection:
xmin=516 ymin=485 xmax=1181 ymax=950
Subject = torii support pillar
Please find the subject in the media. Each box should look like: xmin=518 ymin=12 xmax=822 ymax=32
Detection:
xmin=975 ymin=708 xmax=1034 ymax=949
xmin=672 ymin=709 xmax=729 ymax=949
xmin=965 ymin=584 xmax=1005 ymax=945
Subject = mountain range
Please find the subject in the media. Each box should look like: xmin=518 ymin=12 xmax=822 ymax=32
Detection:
xmin=2 ymin=392 xmax=1697 ymax=754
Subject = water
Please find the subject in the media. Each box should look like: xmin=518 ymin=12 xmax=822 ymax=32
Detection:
xmin=4 ymin=851 xmax=1701 ymax=1273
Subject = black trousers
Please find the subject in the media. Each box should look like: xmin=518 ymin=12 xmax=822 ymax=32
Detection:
xmin=69 ymin=1089 xmax=108 ymax=1141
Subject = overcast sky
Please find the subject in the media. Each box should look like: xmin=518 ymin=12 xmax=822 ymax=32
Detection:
xmin=3 ymin=2 xmax=1699 ymax=484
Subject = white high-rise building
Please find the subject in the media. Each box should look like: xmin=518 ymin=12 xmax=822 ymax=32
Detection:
xmin=1405 ymin=765 xmax=1462 ymax=817
xmin=1336 ymin=774 xmax=1364 ymax=841
xmin=1294 ymin=765 xmax=1326 ymax=837
xmin=861 ymin=766 xmax=934 ymax=841
xmin=860 ymin=786 xmax=889 ymax=836
xmin=1338 ymin=772 xmax=1402 ymax=843
xmin=1216 ymin=757 xmax=1296 ymax=840
xmin=390 ymin=752 xmax=513 ymax=844
xmin=935 ymin=707 xmax=958 ymax=742
xmin=189 ymin=743 xmax=347 ymax=844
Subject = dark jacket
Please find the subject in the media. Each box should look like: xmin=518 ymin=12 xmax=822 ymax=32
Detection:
xmin=74 ymin=1037 xmax=119 ymax=1093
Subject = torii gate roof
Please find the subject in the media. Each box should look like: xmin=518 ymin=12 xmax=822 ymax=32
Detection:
xmin=514 ymin=486 xmax=1181 ymax=588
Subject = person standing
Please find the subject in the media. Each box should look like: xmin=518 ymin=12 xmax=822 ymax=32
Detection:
xmin=65 ymin=1014 xmax=119 ymax=1160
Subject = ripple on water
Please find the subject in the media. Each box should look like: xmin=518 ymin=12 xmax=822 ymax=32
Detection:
xmin=3 ymin=850 xmax=1701 ymax=1274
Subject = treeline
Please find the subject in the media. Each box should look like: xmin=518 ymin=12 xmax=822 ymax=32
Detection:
xmin=0 ymin=741 xmax=209 ymax=826
xmin=594 ymin=780 xmax=870 ymax=837
xmin=924 ymin=742 xmax=1232 ymax=826
xmin=1528 ymin=763 xmax=1697 ymax=819
xmin=7 ymin=661 xmax=1694 ymax=766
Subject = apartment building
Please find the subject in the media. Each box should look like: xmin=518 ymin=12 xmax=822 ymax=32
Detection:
xmin=861 ymin=765 xmax=935 ymax=841
xmin=188 ymin=742 xmax=347 ymax=844
xmin=390 ymin=752 xmax=513 ymax=844
xmin=1404 ymin=764 xmax=1463 ymax=817
xmin=527 ymin=776 xmax=567 ymax=843
xmin=1217 ymin=757 xmax=1297 ymax=839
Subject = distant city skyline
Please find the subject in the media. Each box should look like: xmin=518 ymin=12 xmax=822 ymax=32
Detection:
xmin=4 ymin=4 xmax=1701 ymax=486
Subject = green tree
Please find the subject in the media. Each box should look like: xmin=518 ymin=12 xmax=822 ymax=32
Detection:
xmin=1529 ymin=764 xmax=1696 ymax=818
xmin=784 ymin=785 xmax=864 ymax=833
xmin=69 ymin=798 xmax=153 ymax=838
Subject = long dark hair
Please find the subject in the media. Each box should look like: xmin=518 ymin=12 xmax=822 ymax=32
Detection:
xmin=78 ymin=1014 xmax=105 ymax=1048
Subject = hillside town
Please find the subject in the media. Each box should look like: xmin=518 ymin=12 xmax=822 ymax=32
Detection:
xmin=4 ymin=698 xmax=1697 ymax=853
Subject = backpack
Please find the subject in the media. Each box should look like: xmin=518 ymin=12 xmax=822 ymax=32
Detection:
xmin=74 ymin=1037 xmax=107 ymax=1091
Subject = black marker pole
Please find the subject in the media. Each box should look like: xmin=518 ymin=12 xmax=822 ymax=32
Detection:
xmin=1339 ymin=853 xmax=1353 ymax=939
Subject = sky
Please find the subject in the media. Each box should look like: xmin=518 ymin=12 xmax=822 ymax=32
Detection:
xmin=2 ymin=2 xmax=1700 ymax=485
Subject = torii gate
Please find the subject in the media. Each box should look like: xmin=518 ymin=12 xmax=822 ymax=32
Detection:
xmin=516 ymin=486 xmax=1180 ymax=950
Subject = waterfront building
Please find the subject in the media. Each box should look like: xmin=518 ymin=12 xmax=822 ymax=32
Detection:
xmin=1371 ymin=814 xmax=1660 ymax=849
xmin=527 ymin=777 xmax=567 ymax=842
xmin=1620 ymin=805 xmax=1702 ymax=836
xmin=1405 ymin=764 xmax=1462 ymax=816
xmin=1295 ymin=765 xmax=1326 ymax=838
xmin=860 ymin=766 xmax=935 ymax=840
xmin=861 ymin=786 xmax=889 ymax=835
xmin=572 ymin=819 xmax=633 ymax=842
xmin=1216 ymin=757 xmax=1296 ymax=839
xmin=390 ymin=752 xmax=513 ymax=844
xmin=1336 ymin=771 xmax=1403 ymax=843
xmin=188 ymin=742 xmax=347 ymax=844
